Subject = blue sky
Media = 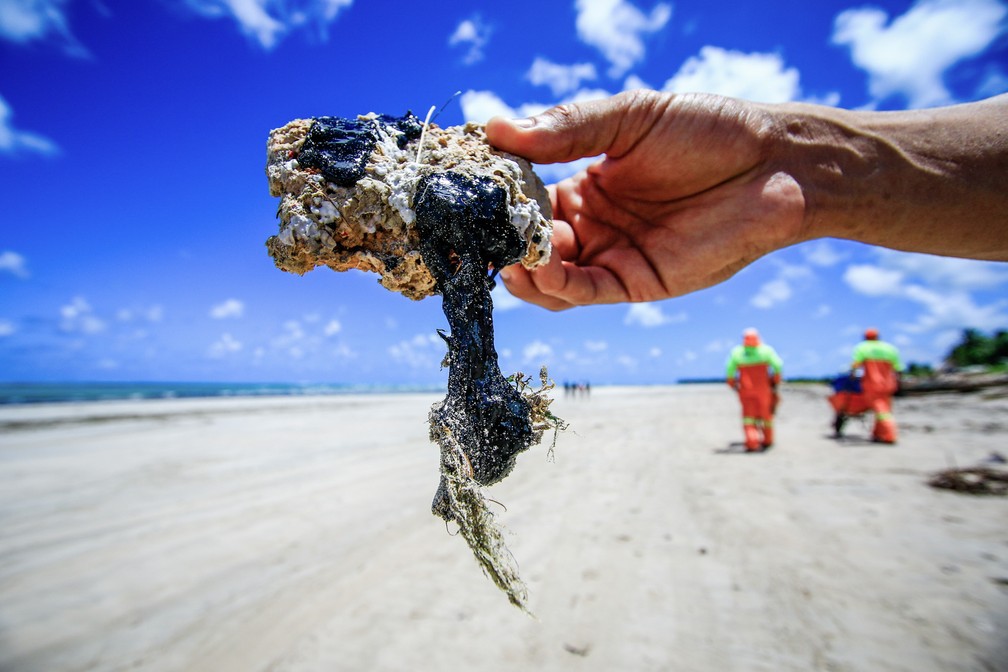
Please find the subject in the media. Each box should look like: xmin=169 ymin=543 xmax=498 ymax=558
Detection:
xmin=1 ymin=0 xmax=1007 ymax=386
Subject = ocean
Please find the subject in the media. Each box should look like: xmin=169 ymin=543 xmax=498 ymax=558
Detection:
xmin=0 ymin=382 xmax=439 ymax=405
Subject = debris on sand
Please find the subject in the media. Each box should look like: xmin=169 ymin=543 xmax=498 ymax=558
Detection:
xmin=927 ymin=467 xmax=1008 ymax=496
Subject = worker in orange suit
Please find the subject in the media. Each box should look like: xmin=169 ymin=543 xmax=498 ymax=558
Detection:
xmin=851 ymin=328 xmax=904 ymax=444
xmin=725 ymin=328 xmax=783 ymax=452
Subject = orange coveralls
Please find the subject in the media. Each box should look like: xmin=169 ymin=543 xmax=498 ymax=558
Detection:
xmin=852 ymin=339 xmax=903 ymax=443
xmin=726 ymin=343 xmax=783 ymax=451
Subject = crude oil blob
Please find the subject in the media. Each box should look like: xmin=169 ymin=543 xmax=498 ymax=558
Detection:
xmin=297 ymin=113 xmax=422 ymax=187
xmin=414 ymin=171 xmax=534 ymax=518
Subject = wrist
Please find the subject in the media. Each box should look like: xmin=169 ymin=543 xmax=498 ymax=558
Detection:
xmin=763 ymin=96 xmax=1008 ymax=259
xmin=760 ymin=102 xmax=880 ymax=245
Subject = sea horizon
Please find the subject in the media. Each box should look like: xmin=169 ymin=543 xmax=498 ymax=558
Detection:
xmin=0 ymin=381 xmax=448 ymax=406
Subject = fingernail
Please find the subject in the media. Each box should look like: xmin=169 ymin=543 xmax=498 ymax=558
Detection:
xmin=511 ymin=117 xmax=535 ymax=129
xmin=498 ymin=267 xmax=512 ymax=281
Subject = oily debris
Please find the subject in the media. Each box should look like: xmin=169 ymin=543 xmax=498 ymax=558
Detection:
xmin=432 ymin=368 xmax=566 ymax=610
xmin=264 ymin=112 xmax=565 ymax=611
xmin=928 ymin=467 xmax=1008 ymax=496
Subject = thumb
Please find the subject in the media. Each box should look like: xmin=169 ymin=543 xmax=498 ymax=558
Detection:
xmin=486 ymin=90 xmax=664 ymax=165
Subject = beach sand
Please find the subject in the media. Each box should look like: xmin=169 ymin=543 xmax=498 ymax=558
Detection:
xmin=1 ymin=384 xmax=1006 ymax=671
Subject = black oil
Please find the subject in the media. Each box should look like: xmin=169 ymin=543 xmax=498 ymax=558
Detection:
xmin=414 ymin=171 xmax=534 ymax=520
xmin=294 ymin=112 xmax=534 ymax=521
xmin=296 ymin=112 xmax=421 ymax=187
xmin=414 ymin=172 xmax=526 ymax=283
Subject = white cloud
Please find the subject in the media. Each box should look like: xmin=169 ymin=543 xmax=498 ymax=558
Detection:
xmin=663 ymin=46 xmax=800 ymax=103
xmin=0 ymin=96 xmax=58 ymax=156
xmin=813 ymin=304 xmax=832 ymax=318
xmin=388 ymin=332 xmax=443 ymax=369
xmin=96 ymin=357 xmax=118 ymax=370
xmin=844 ymin=251 xmax=1008 ymax=332
xmin=623 ymin=74 xmax=651 ymax=91
xmin=802 ymin=241 xmax=846 ymax=267
xmin=323 ymin=319 xmax=341 ymax=336
xmin=449 ymin=15 xmax=491 ymax=65
xmin=576 ymin=0 xmax=672 ymax=76
xmin=533 ymin=156 xmax=599 ymax=185
xmin=457 ymin=87 xmax=611 ymax=180
xmin=624 ymin=302 xmax=685 ymax=327
xmin=279 ymin=319 xmax=304 ymax=340
xmin=208 ymin=332 xmax=242 ymax=358
xmin=649 ymin=346 xmax=662 ymax=358
xmin=210 ymin=298 xmax=244 ymax=319
xmin=832 ymin=0 xmax=1008 ymax=108
xmin=704 ymin=338 xmax=734 ymax=353
xmin=873 ymin=250 xmax=1008 ymax=290
xmin=522 ymin=339 xmax=554 ymax=364
xmin=0 ymin=250 xmax=29 ymax=278
xmin=331 ymin=342 xmax=355 ymax=359
xmin=59 ymin=296 xmax=105 ymax=334
xmin=459 ymin=91 xmax=515 ymax=124
xmin=116 ymin=304 xmax=164 ymax=323
xmin=751 ymin=260 xmax=814 ymax=309
xmin=563 ymin=87 xmax=616 ymax=105
xmin=675 ymin=349 xmax=696 ymax=364
xmin=458 ymin=90 xmax=550 ymax=125
xmin=776 ymin=260 xmax=814 ymax=281
xmin=527 ymin=57 xmax=598 ymax=96
xmin=900 ymin=285 xmax=1008 ymax=333
xmin=616 ymin=354 xmax=638 ymax=369
xmin=0 ymin=0 xmax=86 ymax=56
xmin=0 ymin=319 xmax=15 ymax=337
xmin=751 ymin=278 xmax=793 ymax=309
xmin=584 ymin=339 xmax=608 ymax=352
xmin=180 ymin=0 xmax=353 ymax=50
xmin=491 ymin=282 xmax=523 ymax=311
xmin=268 ymin=319 xmax=309 ymax=358
xmin=977 ymin=67 xmax=1008 ymax=98
xmin=931 ymin=328 xmax=963 ymax=356
xmin=844 ymin=264 xmax=906 ymax=296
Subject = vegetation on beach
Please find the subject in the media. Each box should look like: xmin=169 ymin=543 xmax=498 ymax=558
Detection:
xmin=946 ymin=328 xmax=1008 ymax=370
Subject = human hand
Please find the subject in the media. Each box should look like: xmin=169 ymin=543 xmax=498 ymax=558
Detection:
xmin=486 ymin=90 xmax=807 ymax=310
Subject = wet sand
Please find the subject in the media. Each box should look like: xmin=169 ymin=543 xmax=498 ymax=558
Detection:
xmin=1 ymin=384 xmax=1006 ymax=671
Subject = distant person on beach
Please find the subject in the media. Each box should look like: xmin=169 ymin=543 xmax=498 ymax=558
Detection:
xmin=725 ymin=328 xmax=783 ymax=452
xmin=486 ymin=91 xmax=1008 ymax=311
xmin=851 ymin=328 xmax=904 ymax=444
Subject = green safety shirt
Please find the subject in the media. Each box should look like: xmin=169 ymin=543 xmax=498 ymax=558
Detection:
xmin=726 ymin=344 xmax=783 ymax=393
xmin=851 ymin=340 xmax=904 ymax=370
xmin=852 ymin=339 xmax=903 ymax=396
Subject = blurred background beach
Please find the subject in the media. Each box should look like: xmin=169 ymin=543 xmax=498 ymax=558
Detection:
xmin=2 ymin=0 xmax=1008 ymax=670
xmin=2 ymin=384 xmax=1007 ymax=671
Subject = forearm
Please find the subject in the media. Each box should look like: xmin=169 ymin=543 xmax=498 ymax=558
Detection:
xmin=765 ymin=95 xmax=1008 ymax=260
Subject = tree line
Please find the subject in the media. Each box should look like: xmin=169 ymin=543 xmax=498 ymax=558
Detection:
xmin=907 ymin=328 xmax=1008 ymax=376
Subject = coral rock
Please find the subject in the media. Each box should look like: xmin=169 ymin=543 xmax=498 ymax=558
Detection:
xmin=265 ymin=113 xmax=552 ymax=300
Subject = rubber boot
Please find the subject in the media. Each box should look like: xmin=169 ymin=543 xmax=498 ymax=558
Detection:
xmin=761 ymin=422 xmax=774 ymax=449
xmin=873 ymin=418 xmax=898 ymax=444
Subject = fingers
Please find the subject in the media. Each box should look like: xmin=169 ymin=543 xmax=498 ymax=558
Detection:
xmin=548 ymin=218 xmax=580 ymax=261
xmin=486 ymin=89 xmax=669 ymax=165
xmin=499 ymin=264 xmax=575 ymax=311
xmin=500 ymin=254 xmax=631 ymax=310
